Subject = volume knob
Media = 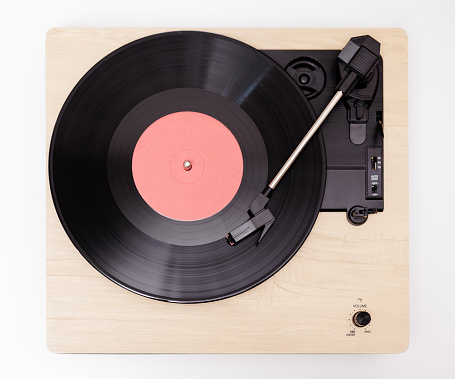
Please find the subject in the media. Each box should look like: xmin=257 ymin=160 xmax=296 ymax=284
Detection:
xmin=352 ymin=311 xmax=371 ymax=327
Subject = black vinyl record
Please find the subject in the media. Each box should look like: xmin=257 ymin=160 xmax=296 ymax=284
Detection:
xmin=49 ymin=31 xmax=326 ymax=303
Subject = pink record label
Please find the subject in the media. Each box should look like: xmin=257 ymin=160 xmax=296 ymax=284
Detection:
xmin=132 ymin=111 xmax=243 ymax=221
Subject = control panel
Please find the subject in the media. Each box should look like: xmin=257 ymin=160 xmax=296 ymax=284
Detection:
xmin=367 ymin=147 xmax=383 ymax=199
xmin=346 ymin=299 xmax=372 ymax=337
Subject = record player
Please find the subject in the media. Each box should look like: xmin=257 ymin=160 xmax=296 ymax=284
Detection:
xmin=46 ymin=28 xmax=408 ymax=353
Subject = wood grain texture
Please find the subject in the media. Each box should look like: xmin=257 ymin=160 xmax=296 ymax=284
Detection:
xmin=46 ymin=28 xmax=408 ymax=353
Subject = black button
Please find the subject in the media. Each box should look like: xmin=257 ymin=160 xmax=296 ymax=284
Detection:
xmin=298 ymin=73 xmax=310 ymax=85
xmin=353 ymin=311 xmax=371 ymax=327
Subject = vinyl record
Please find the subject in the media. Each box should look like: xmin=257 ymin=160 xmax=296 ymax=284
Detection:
xmin=49 ymin=31 xmax=326 ymax=303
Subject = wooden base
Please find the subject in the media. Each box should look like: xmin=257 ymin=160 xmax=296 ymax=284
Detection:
xmin=46 ymin=28 xmax=408 ymax=353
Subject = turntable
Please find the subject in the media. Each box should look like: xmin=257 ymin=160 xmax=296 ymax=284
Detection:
xmin=46 ymin=28 xmax=408 ymax=353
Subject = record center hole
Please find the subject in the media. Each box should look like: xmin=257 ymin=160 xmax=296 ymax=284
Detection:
xmin=183 ymin=160 xmax=192 ymax=171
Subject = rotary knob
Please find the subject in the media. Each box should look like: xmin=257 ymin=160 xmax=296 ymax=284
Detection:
xmin=352 ymin=311 xmax=371 ymax=327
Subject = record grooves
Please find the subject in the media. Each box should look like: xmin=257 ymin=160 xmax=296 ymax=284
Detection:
xmin=49 ymin=31 xmax=326 ymax=303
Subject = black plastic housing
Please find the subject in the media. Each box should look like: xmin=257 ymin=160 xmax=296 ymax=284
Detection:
xmin=262 ymin=49 xmax=384 ymax=213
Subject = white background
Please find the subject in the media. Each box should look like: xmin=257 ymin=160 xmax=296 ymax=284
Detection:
xmin=1 ymin=0 xmax=455 ymax=378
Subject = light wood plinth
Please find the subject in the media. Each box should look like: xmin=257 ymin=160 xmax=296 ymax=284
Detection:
xmin=46 ymin=28 xmax=408 ymax=353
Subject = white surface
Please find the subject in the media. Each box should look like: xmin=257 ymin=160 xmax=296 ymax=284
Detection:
xmin=1 ymin=0 xmax=454 ymax=378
